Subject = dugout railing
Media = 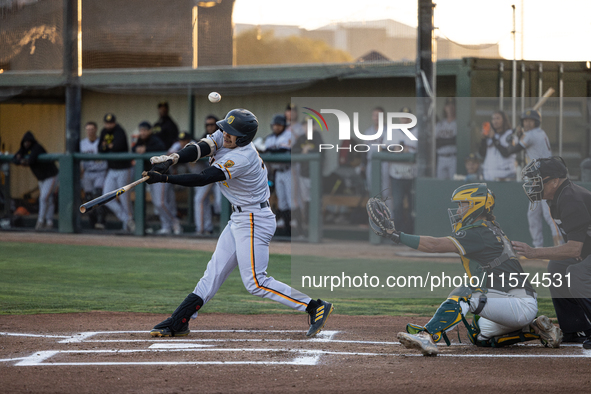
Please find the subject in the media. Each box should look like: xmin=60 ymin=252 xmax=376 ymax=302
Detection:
xmin=0 ymin=152 xmax=323 ymax=242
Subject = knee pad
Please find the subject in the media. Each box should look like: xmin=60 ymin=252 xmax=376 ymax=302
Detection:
xmin=170 ymin=293 xmax=204 ymax=332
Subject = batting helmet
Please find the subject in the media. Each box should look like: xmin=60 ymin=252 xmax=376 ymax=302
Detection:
xmin=520 ymin=109 xmax=541 ymax=128
xmin=448 ymin=183 xmax=495 ymax=232
xmin=216 ymin=109 xmax=259 ymax=147
xmin=271 ymin=114 xmax=286 ymax=127
xmin=521 ymin=156 xmax=568 ymax=207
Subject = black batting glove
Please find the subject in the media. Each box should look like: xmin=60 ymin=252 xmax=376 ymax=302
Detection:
xmin=150 ymin=159 xmax=173 ymax=174
xmin=144 ymin=171 xmax=168 ymax=184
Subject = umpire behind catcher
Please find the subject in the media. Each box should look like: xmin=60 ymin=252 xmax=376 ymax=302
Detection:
xmin=513 ymin=156 xmax=591 ymax=348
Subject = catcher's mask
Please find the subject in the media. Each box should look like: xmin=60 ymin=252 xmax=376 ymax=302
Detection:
xmin=216 ymin=109 xmax=259 ymax=147
xmin=448 ymin=183 xmax=495 ymax=232
xmin=521 ymin=156 xmax=568 ymax=210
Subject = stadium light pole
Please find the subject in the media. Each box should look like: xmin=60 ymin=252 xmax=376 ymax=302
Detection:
xmin=511 ymin=4 xmax=517 ymax=129
xmin=416 ymin=0 xmax=435 ymax=178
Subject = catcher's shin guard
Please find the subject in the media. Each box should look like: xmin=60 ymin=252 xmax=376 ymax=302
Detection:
xmin=151 ymin=293 xmax=203 ymax=337
xmin=417 ymin=287 xmax=472 ymax=346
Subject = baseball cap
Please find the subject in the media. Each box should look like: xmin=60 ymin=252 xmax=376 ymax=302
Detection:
xmin=178 ymin=132 xmax=192 ymax=141
xmin=158 ymin=101 xmax=169 ymax=108
xmin=286 ymin=103 xmax=297 ymax=110
xmin=103 ymin=113 xmax=116 ymax=123
xmin=465 ymin=153 xmax=480 ymax=163
xmin=537 ymin=156 xmax=568 ymax=179
xmin=138 ymin=121 xmax=151 ymax=130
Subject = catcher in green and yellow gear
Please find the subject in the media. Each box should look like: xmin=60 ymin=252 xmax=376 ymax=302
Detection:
xmin=367 ymin=183 xmax=562 ymax=356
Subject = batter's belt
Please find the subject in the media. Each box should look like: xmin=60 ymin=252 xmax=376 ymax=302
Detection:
xmin=231 ymin=201 xmax=270 ymax=213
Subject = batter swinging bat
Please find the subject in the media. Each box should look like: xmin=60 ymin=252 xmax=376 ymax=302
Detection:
xmin=532 ymin=87 xmax=555 ymax=111
xmin=79 ymin=176 xmax=149 ymax=213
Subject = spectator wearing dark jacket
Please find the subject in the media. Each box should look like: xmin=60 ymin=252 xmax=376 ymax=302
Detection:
xmin=152 ymin=101 xmax=179 ymax=150
xmin=98 ymin=113 xmax=135 ymax=232
xmin=133 ymin=121 xmax=179 ymax=234
xmin=12 ymin=131 xmax=59 ymax=230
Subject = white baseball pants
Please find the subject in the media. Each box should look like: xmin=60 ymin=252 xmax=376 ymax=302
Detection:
xmin=149 ymin=183 xmax=179 ymax=232
xmin=462 ymin=289 xmax=538 ymax=339
xmin=103 ymin=168 xmax=132 ymax=224
xmin=37 ymin=175 xmax=58 ymax=224
xmin=192 ymin=206 xmax=311 ymax=315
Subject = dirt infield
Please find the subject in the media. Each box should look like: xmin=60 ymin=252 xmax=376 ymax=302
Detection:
xmin=1 ymin=232 xmax=572 ymax=393
xmin=0 ymin=312 xmax=588 ymax=394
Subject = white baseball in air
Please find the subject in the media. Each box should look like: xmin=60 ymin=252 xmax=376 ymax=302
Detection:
xmin=208 ymin=92 xmax=221 ymax=103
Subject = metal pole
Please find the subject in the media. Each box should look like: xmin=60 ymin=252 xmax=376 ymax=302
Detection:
xmin=511 ymin=4 xmax=517 ymax=129
xmin=520 ymin=63 xmax=526 ymax=114
xmin=559 ymin=64 xmax=564 ymax=157
xmin=538 ymin=63 xmax=543 ymax=114
xmin=499 ymin=62 xmax=504 ymax=111
xmin=63 ymin=0 xmax=81 ymax=232
xmin=416 ymin=0 xmax=435 ymax=178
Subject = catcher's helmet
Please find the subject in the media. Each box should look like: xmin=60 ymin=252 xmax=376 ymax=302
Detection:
xmin=216 ymin=109 xmax=259 ymax=147
xmin=521 ymin=156 xmax=568 ymax=209
xmin=271 ymin=114 xmax=286 ymax=127
xmin=448 ymin=183 xmax=495 ymax=232
xmin=520 ymin=108 xmax=541 ymax=128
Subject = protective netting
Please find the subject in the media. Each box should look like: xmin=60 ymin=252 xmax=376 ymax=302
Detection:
xmin=0 ymin=0 xmax=64 ymax=72
xmin=81 ymin=0 xmax=193 ymax=69
xmin=0 ymin=0 xmax=235 ymax=72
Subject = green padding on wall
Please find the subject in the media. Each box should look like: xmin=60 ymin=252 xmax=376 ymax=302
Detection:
xmin=414 ymin=178 xmax=591 ymax=247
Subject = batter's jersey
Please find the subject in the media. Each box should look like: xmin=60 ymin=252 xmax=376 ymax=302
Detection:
xmin=519 ymin=127 xmax=551 ymax=161
xmin=80 ymin=138 xmax=108 ymax=172
xmin=206 ymin=130 xmax=270 ymax=207
xmin=447 ymin=221 xmax=534 ymax=294
xmin=549 ymin=179 xmax=591 ymax=259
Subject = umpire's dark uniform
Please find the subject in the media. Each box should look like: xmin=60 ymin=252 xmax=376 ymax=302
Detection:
xmin=547 ymin=178 xmax=591 ymax=340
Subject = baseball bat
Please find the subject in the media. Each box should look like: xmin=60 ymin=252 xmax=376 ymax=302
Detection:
xmin=532 ymin=87 xmax=555 ymax=111
xmin=79 ymin=176 xmax=149 ymax=213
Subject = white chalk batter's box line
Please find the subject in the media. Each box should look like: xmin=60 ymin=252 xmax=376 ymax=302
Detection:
xmin=1 ymin=330 xmax=590 ymax=366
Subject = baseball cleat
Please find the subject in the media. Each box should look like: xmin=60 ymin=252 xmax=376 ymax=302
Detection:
xmin=531 ymin=315 xmax=562 ymax=348
xmin=306 ymin=300 xmax=334 ymax=337
xmin=150 ymin=317 xmax=189 ymax=337
xmin=397 ymin=332 xmax=439 ymax=356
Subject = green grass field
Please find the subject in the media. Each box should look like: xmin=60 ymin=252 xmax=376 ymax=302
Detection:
xmin=0 ymin=242 xmax=556 ymax=317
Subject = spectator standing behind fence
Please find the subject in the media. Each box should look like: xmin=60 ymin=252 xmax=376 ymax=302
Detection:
xmin=364 ymin=107 xmax=391 ymax=209
xmin=80 ymin=121 xmax=107 ymax=230
xmin=479 ymin=111 xmax=516 ymax=181
xmin=12 ymin=131 xmax=58 ymax=230
xmin=265 ymin=114 xmax=292 ymax=234
xmin=152 ymin=101 xmax=179 ymax=151
xmin=285 ymin=103 xmax=305 ymax=140
xmin=99 ymin=113 xmax=135 ymax=232
xmin=435 ymin=98 xmax=457 ymax=179
xmin=191 ymin=115 xmax=221 ymax=235
xmin=292 ymin=115 xmax=324 ymax=237
xmin=388 ymin=107 xmax=418 ymax=233
xmin=493 ymin=109 xmax=561 ymax=247
xmin=133 ymin=121 xmax=180 ymax=235
xmin=12 ymin=131 xmax=59 ymax=230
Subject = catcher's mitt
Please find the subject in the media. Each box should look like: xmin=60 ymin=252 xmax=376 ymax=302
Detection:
xmin=366 ymin=197 xmax=400 ymax=243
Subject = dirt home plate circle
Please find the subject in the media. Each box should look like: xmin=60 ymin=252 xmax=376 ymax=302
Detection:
xmin=208 ymin=92 xmax=221 ymax=103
